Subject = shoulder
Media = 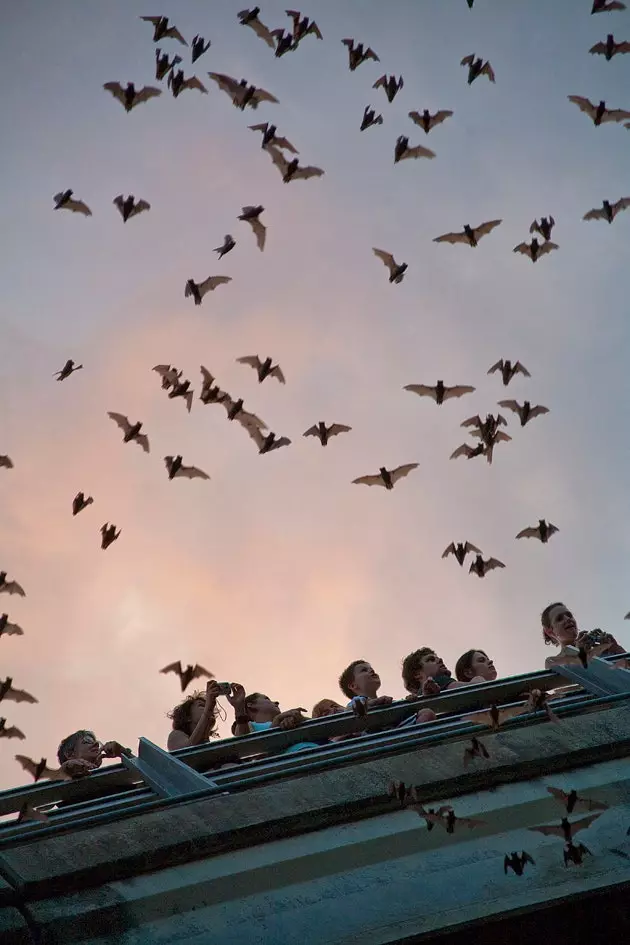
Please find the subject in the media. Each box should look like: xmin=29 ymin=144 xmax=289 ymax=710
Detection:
xmin=167 ymin=730 xmax=190 ymax=751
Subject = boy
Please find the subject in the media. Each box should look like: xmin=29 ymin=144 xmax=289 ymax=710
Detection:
xmin=402 ymin=648 xmax=475 ymax=698
xmin=339 ymin=659 xmax=435 ymax=723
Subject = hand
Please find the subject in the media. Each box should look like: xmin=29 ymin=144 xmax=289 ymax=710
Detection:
xmin=99 ymin=741 xmax=132 ymax=759
xmin=227 ymin=682 xmax=246 ymax=713
xmin=272 ymin=708 xmax=307 ymax=731
xmin=369 ymin=695 xmax=393 ymax=707
xmin=60 ymin=758 xmax=95 ymax=779
xmin=422 ymin=678 xmax=441 ymax=697
xmin=204 ymin=679 xmax=221 ymax=709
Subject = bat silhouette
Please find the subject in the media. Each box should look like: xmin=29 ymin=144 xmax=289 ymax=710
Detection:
xmin=185 ymin=275 xmax=232 ymax=305
xmin=461 ymin=413 xmax=506 ymax=438
xmin=461 ymin=54 xmax=495 ymax=84
xmin=442 ymin=542 xmax=482 ymax=566
xmin=303 ymin=422 xmax=352 ymax=446
xmin=0 ymin=455 xmax=13 ymax=469
xmin=160 ymin=661 xmax=213 ymax=691
xmin=469 ymin=555 xmax=505 ymax=578
xmin=504 ymin=851 xmax=535 ymax=875
xmin=411 ymin=804 xmax=453 ymax=831
xmin=237 ymin=8 xmax=275 ymax=49
xmin=72 ymin=492 xmax=93 ymax=516
xmin=361 ymin=106 xmax=383 ymax=131
xmin=15 ymin=755 xmax=67 ymax=782
xmin=450 ymin=441 xmax=501 ymax=463
xmin=113 ymin=194 xmax=150 ymax=222
xmin=583 ymin=197 xmax=630 ymax=222
xmin=236 ymin=355 xmax=285 ymax=384
xmin=107 ymin=413 xmax=150 ymax=453
xmin=412 ymin=805 xmax=486 ymax=834
xmin=164 ymin=455 xmax=210 ymax=481
xmin=168 ymin=70 xmax=207 ymax=98
xmin=0 ymin=614 xmax=23 ymax=637
xmin=200 ymin=382 xmax=228 ymax=406
xmin=463 ymin=737 xmax=489 ymax=767
xmin=0 ymin=677 xmax=37 ymax=703
xmin=372 ymin=248 xmax=407 ymax=283
xmin=103 ymin=82 xmax=162 ymax=112
xmin=266 ymin=146 xmax=324 ymax=182
xmin=568 ymin=95 xmax=630 ymax=125
xmin=17 ymin=804 xmax=49 ymax=825
xmin=564 ymin=841 xmax=591 ymax=866
xmin=394 ymin=135 xmax=436 ymax=163
xmin=167 ymin=379 xmax=194 ymax=413
xmin=247 ymin=427 xmax=292 ymax=454
xmin=513 ymin=238 xmax=559 ymax=262
xmin=214 ymin=235 xmax=236 ymax=258
xmin=140 ymin=15 xmax=187 ymax=45
xmin=286 ymin=10 xmax=323 ymax=43
xmin=488 ymin=359 xmax=531 ymax=386
xmin=352 ymin=463 xmax=419 ymax=490
xmin=408 ymin=109 xmax=454 ymax=134
xmin=191 ymin=35 xmax=211 ymax=63
xmin=54 ymin=359 xmax=83 ymax=381
xmin=249 ymin=122 xmax=298 ymax=154
xmin=589 ymin=34 xmax=630 ymax=59
xmin=592 ymin=0 xmax=626 ymax=10
xmin=271 ymin=28 xmax=297 ymax=58
xmin=387 ymin=780 xmax=419 ymax=807
xmin=0 ymin=573 xmax=26 ymax=597
xmin=342 ymin=39 xmax=380 ymax=71
xmin=467 ymin=703 xmax=528 ymax=731
xmin=199 ymin=366 xmax=216 ymax=392
xmin=153 ymin=364 xmax=182 ymax=390
xmin=516 ymin=520 xmax=559 ymax=543
xmin=498 ymin=400 xmax=549 ymax=426
xmin=53 ymin=190 xmax=92 ymax=216
xmin=530 ymin=217 xmax=555 ymax=241
xmin=238 ymin=205 xmax=266 ymax=251
xmin=101 ymin=524 xmax=120 ymax=549
xmin=155 ymin=48 xmax=182 ymax=80
xmin=207 ymin=73 xmax=279 ymax=110
xmin=373 ymin=74 xmax=404 ymax=103
xmin=528 ymin=813 xmax=602 ymax=842
xmin=546 ymin=786 xmax=609 ymax=814
xmin=405 ymin=380 xmax=475 ymax=404
xmin=0 ymin=718 xmax=25 ymax=740
xmin=221 ymin=395 xmax=267 ymax=430
xmin=434 ymin=219 xmax=502 ymax=247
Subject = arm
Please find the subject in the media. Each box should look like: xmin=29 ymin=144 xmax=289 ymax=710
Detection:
xmin=272 ymin=708 xmax=308 ymax=730
xmin=226 ymin=683 xmax=251 ymax=736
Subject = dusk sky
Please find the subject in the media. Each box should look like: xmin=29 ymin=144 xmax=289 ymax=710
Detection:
xmin=1 ymin=0 xmax=629 ymax=789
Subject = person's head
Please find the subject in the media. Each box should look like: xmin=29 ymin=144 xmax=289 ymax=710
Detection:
xmin=338 ymin=660 xmax=381 ymax=699
xmin=243 ymin=692 xmax=280 ymax=722
xmin=312 ymin=699 xmax=346 ymax=719
xmin=57 ymin=730 xmax=101 ymax=767
xmin=167 ymin=690 xmax=218 ymax=737
xmin=455 ymin=649 xmax=497 ymax=683
xmin=401 ymin=648 xmax=451 ymax=693
xmin=541 ymin=602 xmax=577 ymax=647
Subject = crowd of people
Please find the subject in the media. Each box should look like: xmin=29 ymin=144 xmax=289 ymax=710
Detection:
xmin=53 ymin=601 xmax=627 ymax=779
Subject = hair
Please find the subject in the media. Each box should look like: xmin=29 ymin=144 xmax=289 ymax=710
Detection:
xmin=454 ymin=649 xmax=479 ymax=682
xmin=401 ymin=648 xmax=435 ymax=693
xmin=338 ymin=660 xmax=368 ymax=699
xmin=230 ymin=692 xmax=268 ymax=735
xmin=312 ymin=699 xmax=343 ymax=719
xmin=541 ymin=601 xmax=565 ymax=645
xmin=167 ymin=690 xmax=218 ymax=737
xmin=57 ymin=729 xmax=96 ymax=765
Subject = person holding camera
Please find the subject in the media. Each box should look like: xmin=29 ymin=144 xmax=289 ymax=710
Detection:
xmin=167 ymin=679 xmax=223 ymax=750
xmin=541 ymin=601 xmax=625 ymax=670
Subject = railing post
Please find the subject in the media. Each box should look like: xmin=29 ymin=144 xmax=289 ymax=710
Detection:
xmin=121 ymin=739 xmax=219 ymax=799
xmin=553 ymin=649 xmax=630 ymax=696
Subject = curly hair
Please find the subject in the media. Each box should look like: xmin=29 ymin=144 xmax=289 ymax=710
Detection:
xmin=338 ymin=660 xmax=367 ymax=700
xmin=167 ymin=691 xmax=218 ymax=737
xmin=541 ymin=601 xmax=565 ymax=645
xmin=57 ymin=729 xmax=96 ymax=765
xmin=401 ymin=648 xmax=435 ymax=693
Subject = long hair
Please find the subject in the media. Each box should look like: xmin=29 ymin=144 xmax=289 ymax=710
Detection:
xmin=167 ymin=691 xmax=218 ymax=737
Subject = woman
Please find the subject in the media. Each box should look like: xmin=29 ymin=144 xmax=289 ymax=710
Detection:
xmin=541 ymin=601 xmax=625 ymax=670
xmin=454 ymin=650 xmax=498 ymax=684
xmin=167 ymin=679 xmax=221 ymax=751
xmin=230 ymin=690 xmax=322 ymax=753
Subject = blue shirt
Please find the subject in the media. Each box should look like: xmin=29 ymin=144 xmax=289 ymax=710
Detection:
xmin=249 ymin=720 xmax=320 ymax=753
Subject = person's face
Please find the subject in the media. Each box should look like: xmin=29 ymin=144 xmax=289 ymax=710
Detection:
xmin=418 ymin=652 xmax=450 ymax=681
xmin=349 ymin=662 xmax=380 ymax=697
xmin=546 ymin=605 xmax=577 ymax=646
xmin=250 ymin=694 xmax=281 ymax=718
xmin=189 ymin=698 xmax=206 ymax=726
xmin=315 ymin=700 xmax=345 ymax=718
xmin=71 ymin=733 xmax=101 ymax=765
xmin=469 ymin=651 xmax=497 ymax=681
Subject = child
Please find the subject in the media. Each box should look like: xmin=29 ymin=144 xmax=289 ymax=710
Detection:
xmin=402 ymin=648 xmax=472 ymax=698
xmin=339 ymin=659 xmax=435 ymax=724
xmin=454 ymin=649 xmax=498 ymax=683
xmin=230 ymin=691 xmax=321 ymax=753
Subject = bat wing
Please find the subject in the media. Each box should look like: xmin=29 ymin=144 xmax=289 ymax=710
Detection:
xmin=237 ymin=355 xmax=262 ymax=371
xmin=191 ymin=665 xmax=213 ymax=680
xmin=442 ymin=543 xmax=456 ymax=559
xmin=267 ymin=146 xmax=289 ymax=175
xmin=141 ymin=15 xmax=161 ymax=26
xmin=432 ymin=109 xmax=453 ymax=126
xmin=460 ymin=54 xmax=474 ymax=66
xmin=303 ymin=425 xmax=319 ymax=438
xmin=352 ymin=474 xmax=385 ymax=487
xmin=461 ymin=414 xmax=482 ymax=428
xmin=497 ymin=400 xmax=520 ymax=414
xmin=504 ymin=855 xmax=514 ymax=874
xmin=160 ymin=661 xmax=183 ymax=677
xmin=134 ymin=86 xmax=162 ymax=105
xmin=167 ymin=27 xmax=188 ymax=46
xmin=433 ymin=231 xmax=467 ymax=244
xmin=589 ymin=42 xmax=608 ymax=55
xmin=617 ymin=42 xmax=630 ymax=53
xmin=103 ymin=81 xmax=125 ymax=105
xmin=365 ymin=48 xmax=380 ymax=62
xmin=404 ymin=384 xmax=438 ymax=401
xmin=614 ymin=197 xmax=630 ymax=212
xmin=442 ymin=385 xmax=476 ymax=400
xmin=177 ymin=465 xmax=210 ymax=480
xmin=601 ymin=108 xmax=630 ymax=123
xmin=4 ymin=582 xmax=25 ymax=597
xmin=573 ymin=797 xmax=609 ymax=813
xmin=183 ymin=76 xmax=208 ymax=93
xmin=464 ymin=542 xmax=482 ymax=554
xmin=528 ymin=405 xmax=549 ymax=419
xmin=273 ymin=136 xmax=299 ymax=154
xmin=208 ymin=72 xmax=240 ymax=96
xmin=107 ymin=412 xmax=132 ymax=435
xmin=1 ymin=621 xmax=23 ymax=635
xmin=401 ymin=144 xmax=436 ymax=160
xmin=372 ymin=75 xmax=387 ymax=90
xmin=1 ymin=726 xmax=25 ymax=739
xmin=5 ymin=686 xmax=37 ymax=703
xmin=199 ymin=276 xmax=232 ymax=297
xmin=253 ymin=87 xmax=279 ymax=105
xmin=485 ymin=558 xmax=505 ymax=571
xmin=493 ymin=432 xmax=511 ymax=443
xmin=514 ymin=361 xmax=531 ymax=377
xmin=372 ymin=248 xmax=397 ymax=274
xmin=327 ymin=424 xmax=352 ymax=437
xmin=64 ymin=198 xmax=92 ymax=216
xmin=475 ymin=219 xmax=502 ymax=238
xmin=239 ymin=410 xmax=268 ymax=431
xmin=480 ymin=62 xmax=495 ymax=82
xmin=583 ymin=206 xmax=606 ymax=221
xmin=154 ymin=364 xmax=175 ymax=378
xmin=247 ymin=217 xmax=266 ymax=251
xmin=15 ymin=755 xmax=62 ymax=781
xmin=390 ymin=463 xmax=419 ymax=483
xmin=450 ymin=443 xmax=474 ymax=460
xmin=537 ymin=241 xmax=559 ymax=256
xmin=487 ymin=360 xmax=503 ymax=375
xmin=270 ymin=366 xmax=286 ymax=383
xmin=568 ymin=95 xmax=597 ymax=119
xmin=271 ymin=436 xmax=291 ymax=450
xmin=249 ymin=19 xmax=275 ymax=48
xmin=569 ymin=813 xmax=603 ymax=834
xmin=516 ymin=527 xmax=538 ymax=540
xmin=136 ymin=433 xmax=150 ymax=454
xmin=293 ymin=164 xmax=325 ymax=180
xmin=200 ymin=367 xmax=215 ymax=387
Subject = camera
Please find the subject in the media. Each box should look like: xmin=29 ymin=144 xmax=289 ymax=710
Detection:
xmin=215 ymin=682 xmax=232 ymax=696
xmin=582 ymin=629 xmax=610 ymax=647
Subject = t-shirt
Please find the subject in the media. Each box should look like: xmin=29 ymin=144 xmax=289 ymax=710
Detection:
xmin=248 ymin=720 xmax=320 ymax=752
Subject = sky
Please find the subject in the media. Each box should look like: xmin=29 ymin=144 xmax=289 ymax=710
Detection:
xmin=1 ymin=0 xmax=630 ymax=790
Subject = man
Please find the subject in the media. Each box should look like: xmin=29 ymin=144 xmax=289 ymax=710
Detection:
xmin=57 ymin=730 xmax=132 ymax=778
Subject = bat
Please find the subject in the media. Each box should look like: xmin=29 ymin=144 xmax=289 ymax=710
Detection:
xmin=463 ymin=737 xmax=489 ymax=767
xmin=342 ymin=39 xmax=380 ymax=71
xmin=0 ymin=718 xmax=25 ymax=739
xmin=469 ymin=555 xmax=505 ymax=578
xmin=54 ymin=359 xmax=83 ymax=380
xmin=237 ymin=9 xmax=275 ymax=49
xmin=433 ymin=220 xmax=502 ymax=246
xmin=107 ymin=413 xmax=150 ymax=453
xmin=303 ymin=422 xmax=352 ymax=446
xmin=185 ymin=275 xmax=232 ymax=305
xmin=0 ymin=614 xmax=23 ymax=637
xmin=100 ymin=524 xmax=121 ymax=549
xmin=412 ymin=805 xmax=486 ymax=834
xmin=410 ymin=804 xmax=453 ymax=830
xmin=372 ymin=74 xmax=404 ymax=103
xmin=246 ymin=427 xmax=292 ymax=454
xmin=191 ymin=35 xmax=211 ymax=63
xmin=17 ymin=803 xmax=50 ymax=825
xmin=504 ymin=851 xmax=535 ymax=876
xmin=372 ymin=248 xmax=407 ymax=283
xmin=394 ymin=136 xmax=436 ymax=163
xmin=221 ymin=395 xmax=267 ymax=430
xmin=200 ymin=383 xmax=228 ymax=405
xmin=564 ymin=841 xmax=591 ymax=866
xmin=387 ymin=780 xmax=419 ymax=807
xmin=266 ymin=146 xmax=324 ymax=182
xmin=487 ymin=359 xmax=530 ymax=386
xmin=592 ymin=0 xmax=626 ymax=11
xmin=352 ymin=463 xmax=419 ymax=490
xmin=0 ymin=573 xmax=26 ymax=597
xmin=528 ymin=813 xmax=603 ymax=842
xmin=526 ymin=689 xmax=560 ymax=723
xmin=155 ymin=49 xmax=182 ymax=81
xmin=408 ymin=109 xmax=454 ymax=134
xmin=404 ymin=381 xmax=475 ymax=404
xmin=589 ymin=34 xmax=630 ymax=59
xmin=583 ymin=197 xmax=630 ymax=223
xmin=497 ymin=400 xmax=549 ymax=427
xmin=236 ymin=355 xmax=285 ymax=384
xmin=72 ymin=492 xmax=93 ymax=516
xmin=361 ymin=106 xmax=383 ymax=131
xmin=568 ymin=95 xmax=630 ymax=125
xmin=153 ymin=364 xmax=182 ymax=389
xmin=140 ymin=15 xmax=188 ymax=46
xmin=168 ymin=70 xmax=208 ymax=98
xmin=546 ymin=786 xmax=609 ymax=814
xmin=442 ymin=542 xmax=482 ymax=566
xmin=461 ymin=55 xmax=495 ymax=84
xmin=0 ymin=455 xmax=13 ymax=469
xmin=462 ymin=412 xmax=507 ymax=435
xmin=513 ymin=238 xmax=559 ymax=262
xmin=160 ymin=661 xmax=213 ymax=692
xmin=450 ymin=442 xmax=487 ymax=461
xmin=53 ymin=190 xmax=92 ymax=216
xmin=164 ymin=455 xmax=210 ymax=481
xmin=168 ymin=379 xmax=194 ymax=413
xmin=271 ymin=28 xmax=296 ymax=58
xmin=103 ymin=82 xmax=162 ymax=112
xmin=0 ymin=678 xmax=37 ymax=704
xmin=15 ymin=755 xmax=68 ymax=782
xmin=113 ymin=195 xmax=150 ymax=222
xmin=249 ymin=123 xmax=298 ymax=154
xmin=286 ymin=10 xmax=323 ymax=43
xmin=238 ymin=205 xmax=266 ymax=251
xmin=467 ymin=703 xmax=528 ymax=731
xmin=214 ymin=235 xmax=236 ymax=258
xmin=207 ymin=73 xmax=279 ymax=110
xmin=530 ymin=217 xmax=555 ymax=241
xmin=515 ymin=520 xmax=559 ymax=543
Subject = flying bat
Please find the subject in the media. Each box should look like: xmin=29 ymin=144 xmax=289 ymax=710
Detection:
xmin=0 ymin=677 xmax=37 ymax=704
xmin=200 ymin=380 xmax=228 ymax=405
xmin=266 ymin=145 xmax=324 ymax=182
xmin=361 ymin=106 xmax=383 ymax=131
xmin=516 ymin=520 xmax=559 ymax=543
xmin=53 ymin=190 xmax=92 ymax=216
xmin=0 ymin=455 xmax=13 ymax=469
xmin=221 ymin=395 xmax=267 ymax=431
xmin=564 ymin=841 xmax=591 ymax=866
xmin=583 ymin=197 xmax=630 ymax=222
xmin=372 ymin=248 xmax=407 ymax=283
xmin=589 ymin=34 xmax=630 ymax=59
xmin=207 ymin=73 xmax=279 ymax=110
xmin=191 ymin=35 xmax=211 ymax=63
xmin=467 ymin=703 xmax=529 ymax=731
xmin=469 ymin=555 xmax=505 ymax=578
xmin=54 ymin=359 xmax=83 ymax=381
xmin=153 ymin=364 xmax=182 ymax=390
xmin=140 ymin=15 xmax=187 ymax=45
xmin=15 ymin=755 xmax=67 ymax=782
xmin=0 ymin=573 xmax=25 ymax=597
xmin=107 ymin=413 xmax=150 ymax=453
xmin=72 ymin=492 xmax=93 ymax=516
xmin=373 ymin=74 xmax=404 ymax=103
xmin=568 ymin=95 xmax=630 ymax=125
xmin=342 ymin=39 xmax=380 ymax=71
xmin=155 ymin=48 xmax=182 ymax=81
xmin=394 ymin=135 xmax=436 ymax=163
xmin=528 ymin=813 xmax=602 ymax=843
xmin=463 ymin=737 xmax=489 ymax=767
xmin=592 ymin=0 xmax=626 ymax=10
xmin=160 ymin=661 xmax=213 ymax=692
xmin=168 ymin=70 xmax=207 ymax=98
xmin=546 ymin=786 xmax=609 ymax=815
xmin=434 ymin=220 xmax=502 ymax=247
xmin=101 ymin=524 xmax=120 ymax=549
xmin=410 ymin=804 xmax=453 ymax=831
xmin=412 ymin=805 xmax=486 ymax=834
xmin=286 ymin=10 xmax=323 ymax=43
xmin=103 ymin=82 xmax=162 ymax=112
xmin=450 ymin=442 xmax=488 ymax=462
xmin=214 ymin=235 xmax=236 ymax=258
xmin=527 ymin=688 xmax=560 ymax=723
xmin=352 ymin=463 xmax=419 ymax=490
xmin=185 ymin=275 xmax=232 ymax=305
xmin=0 ymin=719 xmax=25 ymax=740
xmin=237 ymin=8 xmax=275 ymax=49
xmin=303 ymin=422 xmax=352 ymax=446
xmin=113 ymin=194 xmax=150 ymax=222
xmin=504 ymin=851 xmax=535 ymax=876
xmin=0 ymin=614 xmax=23 ymax=637
xmin=238 ymin=205 xmax=266 ymax=250
xmin=408 ymin=109 xmax=454 ymax=134
xmin=404 ymin=380 xmax=475 ymax=404
xmin=498 ymin=399 xmax=549 ymax=426
xmin=461 ymin=54 xmax=495 ymax=84
xmin=246 ymin=427 xmax=292 ymax=454
xmin=530 ymin=216 xmax=555 ymax=241
xmin=387 ymin=780 xmax=419 ymax=807
xmin=488 ymin=359 xmax=531 ymax=386
xmin=236 ymin=355 xmax=285 ymax=384
xmin=249 ymin=122 xmax=298 ymax=154
xmin=462 ymin=411 xmax=507 ymax=436
xmin=513 ymin=238 xmax=559 ymax=262
xmin=164 ymin=455 xmax=210 ymax=481
xmin=168 ymin=378 xmax=194 ymax=413
xmin=442 ymin=541 xmax=482 ymax=566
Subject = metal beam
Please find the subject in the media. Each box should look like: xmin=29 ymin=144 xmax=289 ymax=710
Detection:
xmin=122 ymin=739 xmax=219 ymax=799
xmin=554 ymin=648 xmax=630 ymax=696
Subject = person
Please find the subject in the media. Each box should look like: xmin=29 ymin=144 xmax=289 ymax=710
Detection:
xmin=402 ymin=648 xmax=474 ymax=698
xmin=311 ymin=698 xmax=366 ymax=742
xmin=454 ymin=649 xmax=498 ymax=684
xmin=167 ymin=680 xmax=221 ymax=750
xmin=541 ymin=601 xmax=625 ymax=670
xmin=229 ymin=688 xmax=322 ymax=753
xmin=339 ymin=659 xmax=435 ymax=724
xmin=56 ymin=730 xmax=132 ymax=779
